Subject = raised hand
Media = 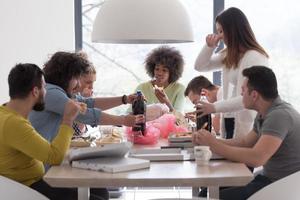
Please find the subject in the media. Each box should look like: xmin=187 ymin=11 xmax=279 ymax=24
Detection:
xmin=62 ymin=100 xmax=80 ymax=126
xmin=194 ymin=101 xmax=216 ymax=117
xmin=126 ymin=93 xmax=147 ymax=104
xmin=206 ymin=34 xmax=222 ymax=48
xmin=154 ymin=88 xmax=174 ymax=111
xmin=154 ymin=88 xmax=171 ymax=104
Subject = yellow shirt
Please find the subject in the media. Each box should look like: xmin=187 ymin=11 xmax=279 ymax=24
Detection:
xmin=0 ymin=106 xmax=73 ymax=186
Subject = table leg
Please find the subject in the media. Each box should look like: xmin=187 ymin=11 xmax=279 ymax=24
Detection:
xmin=192 ymin=187 xmax=199 ymax=197
xmin=208 ymin=186 xmax=219 ymax=199
xmin=78 ymin=187 xmax=90 ymax=200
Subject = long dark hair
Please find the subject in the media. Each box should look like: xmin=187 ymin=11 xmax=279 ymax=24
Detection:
xmin=216 ymin=7 xmax=268 ymax=69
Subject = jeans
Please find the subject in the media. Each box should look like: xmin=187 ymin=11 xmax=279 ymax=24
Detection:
xmin=224 ymin=118 xmax=235 ymax=139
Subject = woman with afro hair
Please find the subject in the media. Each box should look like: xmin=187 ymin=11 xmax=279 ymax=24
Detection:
xmin=134 ymin=45 xmax=185 ymax=113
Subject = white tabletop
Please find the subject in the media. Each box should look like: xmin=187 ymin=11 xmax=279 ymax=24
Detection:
xmin=44 ymin=160 xmax=252 ymax=188
xmin=44 ymin=139 xmax=253 ymax=199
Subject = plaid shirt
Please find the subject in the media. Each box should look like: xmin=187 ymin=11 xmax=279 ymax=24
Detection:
xmin=72 ymin=122 xmax=88 ymax=139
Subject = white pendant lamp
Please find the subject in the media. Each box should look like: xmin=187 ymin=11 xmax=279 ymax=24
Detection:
xmin=91 ymin=0 xmax=194 ymax=44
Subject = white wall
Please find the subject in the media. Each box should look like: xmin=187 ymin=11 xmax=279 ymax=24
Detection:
xmin=0 ymin=0 xmax=75 ymax=102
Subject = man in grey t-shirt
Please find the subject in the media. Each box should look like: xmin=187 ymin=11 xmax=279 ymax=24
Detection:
xmin=192 ymin=66 xmax=300 ymax=200
xmin=253 ymin=97 xmax=300 ymax=181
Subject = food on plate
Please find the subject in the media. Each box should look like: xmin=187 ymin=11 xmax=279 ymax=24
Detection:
xmin=96 ymin=137 xmax=122 ymax=144
xmin=173 ymin=110 xmax=189 ymax=128
xmin=70 ymin=127 xmax=124 ymax=147
xmin=111 ymin=130 xmax=123 ymax=139
xmin=174 ymin=132 xmax=192 ymax=138
xmin=70 ymin=138 xmax=90 ymax=147
xmin=95 ymin=128 xmax=123 ymax=145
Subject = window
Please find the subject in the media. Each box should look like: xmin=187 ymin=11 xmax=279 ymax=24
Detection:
xmin=226 ymin=0 xmax=300 ymax=110
xmin=81 ymin=0 xmax=213 ymax=114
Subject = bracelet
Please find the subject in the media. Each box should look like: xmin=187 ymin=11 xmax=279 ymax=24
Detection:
xmin=122 ymin=95 xmax=127 ymax=104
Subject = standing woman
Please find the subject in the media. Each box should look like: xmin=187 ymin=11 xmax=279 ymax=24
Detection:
xmin=134 ymin=45 xmax=185 ymax=113
xmin=194 ymin=7 xmax=269 ymax=138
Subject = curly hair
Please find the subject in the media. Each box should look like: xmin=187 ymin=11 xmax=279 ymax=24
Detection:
xmin=43 ymin=51 xmax=92 ymax=92
xmin=77 ymin=51 xmax=96 ymax=75
xmin=145 ymin=46 xmax=184 ymax=83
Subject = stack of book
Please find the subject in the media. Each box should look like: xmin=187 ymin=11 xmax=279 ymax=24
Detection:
xmin=167 ymin=132 xmax=194 ymax=148
xmin=129 ymin=148 xmax=191 ymax=161
xmin=69 ymin=142 xmax=150 ymax=173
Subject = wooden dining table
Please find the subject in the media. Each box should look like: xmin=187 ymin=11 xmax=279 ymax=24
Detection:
xmin=44 ymin=139 xmax=253 ymax=200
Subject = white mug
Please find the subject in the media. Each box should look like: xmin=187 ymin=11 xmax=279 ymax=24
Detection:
xmin=194 ymin=146 xmax=212 ymax=165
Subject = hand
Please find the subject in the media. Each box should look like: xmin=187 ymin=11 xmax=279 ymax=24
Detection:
xmin=81 ymin=88 xmax=93 ymax=97
xmin=185 ymin=112 xmax=196 ymax=122
xmin=122 ymin=114 xmax=145 ymax=127
xmin=126 ymin=93 xmax=147 ymax=104
xmin=206 ymin=34 xmax=221 ymax=48
xmin=62 ymin=100 xmax=80 ymax=126
xmin=154 ymin=88 xmax=170 ymax=105
xmin=194 ymin=100 xmax=216 ymax=117
xmin=192 ymin=129 xmax=216 ymax=146
xmin=154 ymin=89 xmax=174 ymax=111
xmin=76 ymin=102 xmax=87 ymax=114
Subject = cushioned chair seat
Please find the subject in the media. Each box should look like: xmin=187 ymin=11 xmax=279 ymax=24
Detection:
xmin=0 ymin=176 xmax=49 ymax=200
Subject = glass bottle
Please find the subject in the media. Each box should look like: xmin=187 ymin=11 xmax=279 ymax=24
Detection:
xmin=132 ymin=90 xmax=146 ymax=135
xmin=196 ymin=95 xmax=212 ymax=132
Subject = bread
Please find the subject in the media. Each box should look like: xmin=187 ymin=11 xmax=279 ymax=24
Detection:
xmin=95 ymin=137 xmax=122 ymax=145
xmin=153 ymin=84 xmax=164 ymax=91
xmin=174 ymin=132 xmax=192 ymax=138
xmin=70 ymin=138 xmax=90 ymax=147
xmin=95 ymin=128 xmax=123 ymax=145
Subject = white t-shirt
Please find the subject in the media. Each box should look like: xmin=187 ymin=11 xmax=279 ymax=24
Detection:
xmin=194 ymin=45 xmax=269 ymax=137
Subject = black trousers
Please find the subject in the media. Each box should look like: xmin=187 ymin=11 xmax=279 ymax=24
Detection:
xmin=30 ymin=179 xmax=109 ymax=200
xmin=224 ymin=118 xmax=235 ymax=139
xmin=220 ymin=174 xmax=272 ymax=200
xmin=200 ymin=174 xmax=270 ymax=199
xmin=199 ymin=118 xmax=258 ymax=198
